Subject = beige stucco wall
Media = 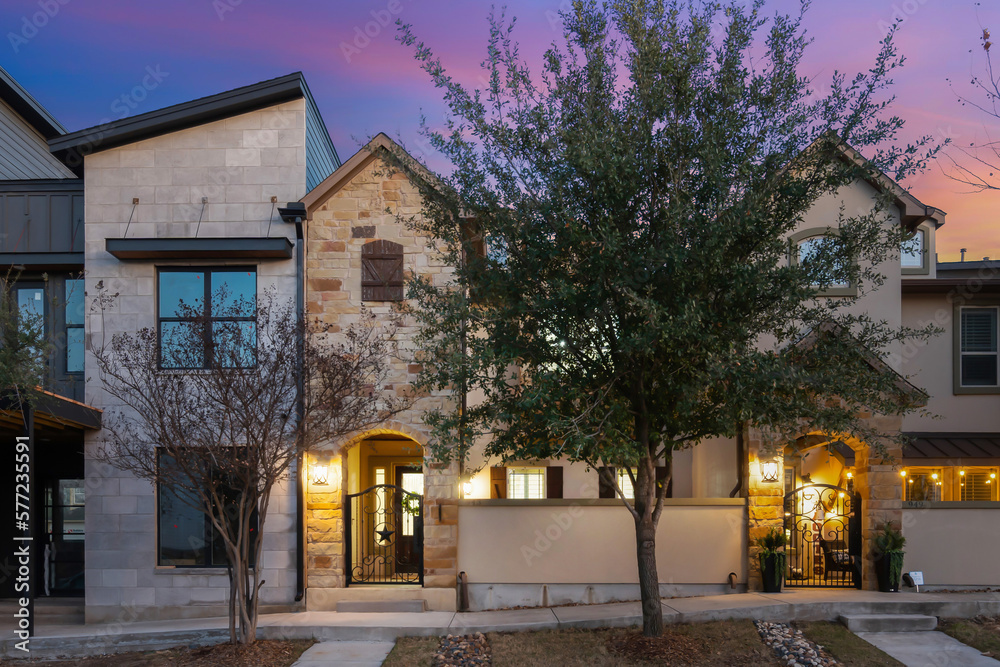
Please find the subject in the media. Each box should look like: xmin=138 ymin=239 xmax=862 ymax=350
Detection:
xmin=82 ymin=99 xmax=308 ymax=622
xmin=457 ymin=502 xmax=746 ymax=585
xmin=902 ymin=508 xmax=1000 ymax=586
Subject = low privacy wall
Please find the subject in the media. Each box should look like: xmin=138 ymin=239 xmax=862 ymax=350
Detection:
xmin=902 ymin=505 xmax=1000 ymax=587
xmin=458 ymin=499 xmax=746 ymax=586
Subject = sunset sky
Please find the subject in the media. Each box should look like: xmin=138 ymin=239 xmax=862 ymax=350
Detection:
xmin=3 ymin=0 xmax=998 ymax=260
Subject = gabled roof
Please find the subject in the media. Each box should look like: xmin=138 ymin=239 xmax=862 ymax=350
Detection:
xmin=301 ymin=132 xmax=438 ymax=214
xmin=0 ymin=65 xmax=66 ymax=139
xmin=48 ymin=72 xmax=336 ymax=166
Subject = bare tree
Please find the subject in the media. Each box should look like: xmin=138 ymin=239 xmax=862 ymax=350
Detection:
xmin=946 ymin=27 xmax=1000 ymax=192
xmin=91 ymin=284 xmax=405 ymax=644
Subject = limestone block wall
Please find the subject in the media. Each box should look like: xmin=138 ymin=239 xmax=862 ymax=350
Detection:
xmin=83 ymin=99 xmax=308 ymax=622
xmin=304 ymin=154 xmax=459 ymax=592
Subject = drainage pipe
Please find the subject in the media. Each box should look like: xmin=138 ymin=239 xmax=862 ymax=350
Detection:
xmin=730 ymin=423 xmax=746 ymax=498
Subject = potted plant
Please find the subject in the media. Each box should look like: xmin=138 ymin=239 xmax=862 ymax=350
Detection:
xmin=756 ymin=527 xmax=787 ymax=593
xmin=873 ymin=522 xmax=906 ymax=593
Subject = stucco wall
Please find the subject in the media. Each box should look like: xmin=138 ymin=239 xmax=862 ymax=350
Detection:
xmin=902 ymin=507 xmax=1000 ymax=586
xmin=457 ymin=502 xmax=746 ymax=586
xmin=83 ymin=99 xmax=308 ymax=622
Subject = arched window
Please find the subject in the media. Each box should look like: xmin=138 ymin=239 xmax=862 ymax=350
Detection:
xmin=789 ymin=227 xmax=855 ymax=296
xmin=361 ymin=240 xmax=404 ymax=301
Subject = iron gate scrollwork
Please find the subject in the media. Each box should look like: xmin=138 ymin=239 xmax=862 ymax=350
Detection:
xmin=784 ymin=484 xmax=861 ymax=588
xmin=345 ymin=484 xmax=423 ymax=586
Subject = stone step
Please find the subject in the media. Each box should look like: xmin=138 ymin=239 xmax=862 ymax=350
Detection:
xmin=840 ymin=614 xmax=938 ymax=633
xmin=336 ymin=600 xmax=426 ymax=613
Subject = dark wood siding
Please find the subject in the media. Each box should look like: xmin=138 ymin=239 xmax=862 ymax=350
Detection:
xmin=0 ymin=185 xmax=84 ymax=256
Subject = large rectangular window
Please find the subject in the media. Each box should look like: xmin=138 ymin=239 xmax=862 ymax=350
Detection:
xmin=157 ymin=452 xmax=258 ymax=567
xmin=507 ymin=467 xmax=545 ymax=499
xmin=64 ymin=279 xmax=84 ymax=373
xmin=960 ymin=307 xmax=999 ymax=388
xmin=157 ymin=268 xmax=257 ymax=369
xmin=903 ymin=466 xmax=999 ymax=502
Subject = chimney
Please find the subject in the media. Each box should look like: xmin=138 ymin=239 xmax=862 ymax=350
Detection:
xmin=961 ymin=248 xmax=967 ymax=262
xmin=986 ymin=257 xmax=992 ymax=262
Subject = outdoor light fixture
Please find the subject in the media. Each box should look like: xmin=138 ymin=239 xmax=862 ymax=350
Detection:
xmin=760 ymin=459 xmax=780 ymax=483
xmin=312 ymin=460 xmax=329 ymax=486
xmin=462 ymin=481 xmax=473 ymax=497
xmin=846 ymin=472 xmax=853 ymax=479
xmin=900 ymin=470 xmax=907 ymax=477
xmin=960 ymin=470 xmax=966 ymax=476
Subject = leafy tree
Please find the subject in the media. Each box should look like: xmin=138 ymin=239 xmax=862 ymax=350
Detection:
xmin=92 ymin=286 xmax=405 ymax=644
xmin=0 ymin=270 xmax=54 ymax=419
xmin=393 ymin=0 xmax=938 ymax=636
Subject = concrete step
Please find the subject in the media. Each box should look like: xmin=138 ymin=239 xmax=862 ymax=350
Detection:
xmin=336 ymin=600 xmax=426 ymax=613
xmin=840 ymin=614 xmax=938 ymax=632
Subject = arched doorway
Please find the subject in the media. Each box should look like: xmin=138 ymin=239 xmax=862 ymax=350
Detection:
xmin=343 ymin=432 xmax=424 ymax=586
xmin=782 ymin=434 xmax=861 ymax=588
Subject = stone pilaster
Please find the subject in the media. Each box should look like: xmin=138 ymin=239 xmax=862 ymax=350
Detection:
xmin=746 ymin=429 xmax=785 ymax=590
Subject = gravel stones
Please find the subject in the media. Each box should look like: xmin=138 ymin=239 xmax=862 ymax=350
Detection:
xmin=433 ymin=633 xmax=492 ymax=666
xmin=754 ymin=621 xmax=840 ymax=667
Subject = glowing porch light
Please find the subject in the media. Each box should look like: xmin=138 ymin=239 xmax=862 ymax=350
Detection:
xmin=462 ymin=480 xmax=474 ymax=497
xmin=900 ymin=470 xmax=907 ymax=477
xmin=760 ymin=460 xmax=780 ymax=483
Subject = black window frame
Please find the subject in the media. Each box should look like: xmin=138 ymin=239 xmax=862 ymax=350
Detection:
xmin=156 ymin=266 xmax=258 ymax=370
xmin=64 ymin=278 xmax=85 ymax=375
xmin=156 ymin=449 xmax=259 ymax=568
xmin=956 ymin=304 xmax=1000 ymax=393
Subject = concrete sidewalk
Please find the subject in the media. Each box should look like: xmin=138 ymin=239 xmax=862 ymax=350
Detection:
xmin=857 ymin=631 xmax=1000 ymax=667
xmin=3 ymin=589 xmax=999 ymax=660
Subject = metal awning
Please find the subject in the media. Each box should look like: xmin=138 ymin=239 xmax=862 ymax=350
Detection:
xmin=0 ymin=389 xmax=102 ymax=436
xmin=106 ymin=237 xmax=293 ymax=260
xmin=903 ymin=433 xmax=1000 ymax=465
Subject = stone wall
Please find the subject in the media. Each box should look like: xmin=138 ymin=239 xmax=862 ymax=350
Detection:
xmin=83 ymin=99 xmax=308 ymax=622
xmin=304 ymin=152 xmax=459 ymax=595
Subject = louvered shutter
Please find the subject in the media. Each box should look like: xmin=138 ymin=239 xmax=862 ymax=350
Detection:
xmin=598 ymin=467 xmax=616 ymax=498
xmin=546 ymin=466 xmax=563 ymax=499
xmin=361 ymin=240 xmax=404 ymax=301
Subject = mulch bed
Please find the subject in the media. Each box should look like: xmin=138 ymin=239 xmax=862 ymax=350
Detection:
xmin=608 ymin=630 xmax=702 ymax=665
xmin=3 ymin=639 xmax=314 ymax=667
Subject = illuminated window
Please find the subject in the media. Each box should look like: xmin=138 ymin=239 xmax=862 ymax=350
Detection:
xmin=902 ymin=466 xmax=999 ymax=502
xmin=617 ymin=468 xmax=636 ymax=500
xmin=959 ymin=468 xmax=999 ymax=502
xmin=507 ymin=467 xmax=545 ymax=499
xmin=903 ymin=468 xmax=942 ymax=502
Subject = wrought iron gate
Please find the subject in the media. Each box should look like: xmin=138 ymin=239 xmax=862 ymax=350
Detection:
xmin=345 ymin=484 xmax=423 ymax=586
xmin=784 ymin=484 xmax=861 ymax=588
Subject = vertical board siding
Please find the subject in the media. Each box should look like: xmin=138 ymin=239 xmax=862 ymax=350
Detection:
xmin=305 ymin=95 xmax=339 ymax=191
xmin=0 ymin=189 xmax=84 ymax=253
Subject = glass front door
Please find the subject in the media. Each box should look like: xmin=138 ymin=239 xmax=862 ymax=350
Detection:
xmin=44 ymin=479 xmax=85 ymax=595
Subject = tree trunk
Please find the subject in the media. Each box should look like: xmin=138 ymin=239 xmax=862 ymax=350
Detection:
xmin=635 ymin=515 xmax=664 ymax=637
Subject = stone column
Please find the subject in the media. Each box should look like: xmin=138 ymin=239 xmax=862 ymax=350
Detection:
xmin=421 ymin=459 xmax=459 ymax=588
xmin=305 ymin=452 xmax=345 ymax=588
xmin=746 ymin=428 xmax=785 ymax=590
xmin=853 ymin=415 xmax=903 ymax=590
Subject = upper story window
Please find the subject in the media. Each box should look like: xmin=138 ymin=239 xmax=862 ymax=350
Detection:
xmin=361 ymin=240 xmax=404 ymax=301
xmin=157 ymin=268 xmax=257 ymax=369
xmin=958 ymin=306 xmax=998 ymax=391
xmin=797 ymin=236 xmax=850 ymax=288
xmin=65 ymin=279 xmax=84 ymax=373
xmin=900 ymin=229 xmax=926 ymax=272
xmin=789 ymin=228 xmax=856 ymax=297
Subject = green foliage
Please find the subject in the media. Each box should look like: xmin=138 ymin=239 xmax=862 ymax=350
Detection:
xmin=874 ymin=522 xmax=906 ymax=554
xmin=0 ymin=270 xmax=52 ymax=410
xmin=755 ymin=527 xmax=787 ymax=555
xmin=393 ymin=0 xmax=938 ymax=493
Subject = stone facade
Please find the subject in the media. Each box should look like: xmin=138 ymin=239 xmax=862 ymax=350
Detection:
xmin=83 ymin=99 xmax=308 ymax=622
xmin=303 ymin=145 xmax=459 ymax=608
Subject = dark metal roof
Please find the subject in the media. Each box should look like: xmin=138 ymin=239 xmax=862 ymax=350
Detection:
xmin=106 ymin=237 xmax=294 ymax=260
xmin=901 ymin=278 xmax=1000 ymax=294
xmin=49 ymin=72 xmax=336 ymax=167
xmin=903 ymin=433 xmax=1000 ymax=461
xmin=0 ymin=66 xmax=66 ymax=139
xmin=938 ymin=260 xmax=1000 ymax=273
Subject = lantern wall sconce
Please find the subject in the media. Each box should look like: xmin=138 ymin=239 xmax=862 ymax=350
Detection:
xmin=311 ymin=459 xmax=330 ymax=486
xmin=760 ymin=459 xmax=780 ymax=483
xmin=462 ymin=480 xmax=474 ymax=497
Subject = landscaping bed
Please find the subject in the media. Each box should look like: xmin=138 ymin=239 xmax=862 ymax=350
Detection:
xmin=0 ymin=639 xmax=315 ymax=667
xmin=939 ymin=616 xmax=1000 ymax=659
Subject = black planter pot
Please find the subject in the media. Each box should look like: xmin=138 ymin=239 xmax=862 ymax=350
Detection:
xmin=874 ymin=552 xmax=905 ymax=592
xmin=759 ymin=552 xmax=786 ymax=593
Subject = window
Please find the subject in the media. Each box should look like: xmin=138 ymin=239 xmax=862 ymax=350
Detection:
xmin=157 ymin=268 xmax=256 ymax=369
xmin=65 ymin=279 xmax=84 ymax=373
xmin=797 ymin=236 xmax=850 ymax=289
xmin=959 ymin=307 xmax=998 ymax=387
xmin=617 ymin=468 xmax=636 ymax=500
xmin=157 ymin=452 xmax=257 ymax=567
xmin=901 ymin=229 xmax=927 ymax=272
xmin=902 ymin=466 xmax=999 ymax=502
xmin=506 ymin=467 xmax=546 ymax=499
xmin=361 ymin=240 xmax=404 ymax=301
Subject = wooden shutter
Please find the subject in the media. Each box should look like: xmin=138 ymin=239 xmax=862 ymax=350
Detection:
xmin=361 ymin=239 xmax=404 ymax=301
xmin=546 ymin=466 xmax=563 ymax=499
xmin=656 ymin=464 xmax=673 ymax=499
xmin=598 ymin=466 xmax=616 ymax=499
xmin=490 ymin=466 xmax=507 ymax=499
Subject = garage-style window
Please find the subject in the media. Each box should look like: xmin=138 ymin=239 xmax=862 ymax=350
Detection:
xmin=157 ymin=268 xmax=256 ymax=369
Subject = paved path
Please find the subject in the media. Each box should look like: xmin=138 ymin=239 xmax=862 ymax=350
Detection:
xmin=857 ymin=631 xmax=1000 ymax=667
xmin=4 ymin=590 xmax=1000 ymax=659
xmin=292 ymin=640 xmax=395 ymax=667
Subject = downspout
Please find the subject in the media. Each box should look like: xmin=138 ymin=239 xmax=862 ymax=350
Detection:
xmin=279 ymin=202 xmax=307 ymax=603
xmin=730 ymin=422 xmax=745 ymax=498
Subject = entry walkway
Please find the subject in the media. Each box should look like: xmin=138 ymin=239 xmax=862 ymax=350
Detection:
xmin=3 ymin=589 xmax=1000 ymax=660
xmin=857 ymin=631 xmax=1000 ymax=667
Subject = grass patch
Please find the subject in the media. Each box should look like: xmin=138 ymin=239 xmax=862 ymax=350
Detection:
xmin=382 ymin=636 xmax=439 ymax=667
xmin=489 ymin=620 xmax=782 ymax=666
xmin=939 ymin=617 xmax=1000 ymax=658
xmin=7 ymin=639 xmax=315 ymax=667
xmin=797 ymin=622 xmax=904 ymax=666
